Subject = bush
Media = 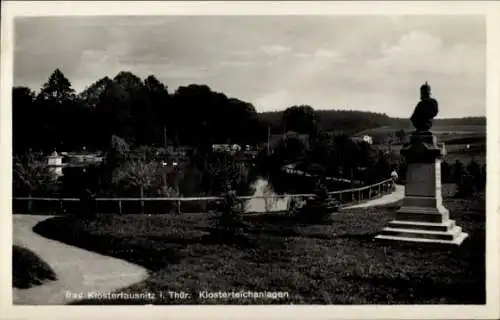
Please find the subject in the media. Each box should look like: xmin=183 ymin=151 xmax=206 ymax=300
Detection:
xmin=294 ymin=181 xmax=336 ymax=224
xmin=453 ymin=160 xmax=485 ymax=198
xmin=214 ymin=190 xmax=247 ymax=240
xmin=13 ymin=152 xmax=59 ymax=198
xmin=455 ymin=174 xmax=476 ymax=198
xmin=441 ymin=160 xmax=453 ymax=183
xmin=77 ymin=189 xmax=97 ymax=219
xmin=13 ymin=245 xmax=57 ymax=289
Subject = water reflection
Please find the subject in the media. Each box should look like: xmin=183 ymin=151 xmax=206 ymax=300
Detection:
xmin=244 ymin=178 xmax=290 ymax=213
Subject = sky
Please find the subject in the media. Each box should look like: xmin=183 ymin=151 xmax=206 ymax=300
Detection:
xmin=14 ymin=15 xmax=486 ymax=118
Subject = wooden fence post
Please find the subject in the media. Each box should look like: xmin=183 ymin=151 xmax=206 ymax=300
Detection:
xmin=59 ymin=199 xmax=63 ymax=213
xmin=240 ymin=200 xmax=245 ymax=213
xmin=118 ymin=200 xmax=122 ymax=214
xmin=28 ymin=194 xmax=32 ymax=213
xmin=177 ymin=199 xmax=181 ymax=215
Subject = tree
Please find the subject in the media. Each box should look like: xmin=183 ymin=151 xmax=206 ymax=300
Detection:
xmin=12 ymin=87 xmax=36 ymax=153
xmin=172 ymin=84 xmax=215 ymax=146
xmin=13 ymin=152 xmax=57 ymax=211
xmin=94 ymin=78 xmax=137 ymax=146
xmin=143 ymin=75 xmax=171 ymax=147
xmin=441 ymin=160 xmax=452 ymax=183
xmin=34 ymin=69 xmax=78 ymax=151
xmin=105 ymin=135 xmax=130 ymax=167
xmin=332 ymin=134 xmax=364 ymax=180
xmin=78 ymin=76 xmax=113 ymax=109
xmin=373 ymin=155 xmax=391 ymax=183
xmin=456 ymin=173 xmax=475 ymax=198
xmin=37 ymin=69 xmax=76 ymax=104
xmin=466 ymin=159 xmax=481 ymax=178
xmin=112 ymin=158 xmax=161 ymax=213
xmin=275 ymin=132 xmax=307 ymax=163
xmin=295 ymin=180 xmax=336 ymax=224
xmin=282 ymin=105 xmax=317 ymax=135
xmin=466 ymin=159 xmax=483 ymax=191
xmin=262 ymin=109 xmax=395 ymax=135
xmin=308 ymin=129 xmax=332 ymax=164
xmin=452 ymin=160 xmax=465 ymax=185
xmin=395 ymin=129 xmax=407 ymax=144
xmin=203 ymin=152 xmax=249 ymax=196
xmin=214 ymin=188 xmax=247 ymax=242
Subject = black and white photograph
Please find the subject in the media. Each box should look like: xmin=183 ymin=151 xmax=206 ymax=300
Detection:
xmin=2 ymin=1 xmax=499 ymax=319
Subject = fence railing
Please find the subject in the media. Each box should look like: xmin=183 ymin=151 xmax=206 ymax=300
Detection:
xmin=281 ymin=166 xmax=365 ymax=186
xmin=12 ymin=178 xmax=395 ymax=215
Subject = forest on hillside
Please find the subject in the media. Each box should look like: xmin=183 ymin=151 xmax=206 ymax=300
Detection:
xmin=260 ymin=110 xmax=485 ymax=136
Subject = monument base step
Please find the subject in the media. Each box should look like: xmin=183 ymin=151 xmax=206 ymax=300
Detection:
xmin=387 ymin=219 xmax=456 ymax=232
xmin=379 ymin=225 xmax=462 ymax=241
xmin=374 ymin=231 xmax=468 ymax=246
xmin=396 ymin=206 xmax=449 ymax=223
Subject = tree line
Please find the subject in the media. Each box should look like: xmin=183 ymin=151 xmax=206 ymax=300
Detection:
xmin=260 ymin=111 xmax=485 ymax=136
xmin=13 ymin=69 xmax=266 ymax=154
xmin=14 ymin=69 xmax=486 ymax=155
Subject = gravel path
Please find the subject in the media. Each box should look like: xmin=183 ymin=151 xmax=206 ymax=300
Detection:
xmin=341 ymin=184 xmax=405 ymax=209
xmin=12 ymin=214 xmax=148 ymax=305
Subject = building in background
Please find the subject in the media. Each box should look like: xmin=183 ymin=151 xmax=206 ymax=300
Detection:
xmin=47 ymin=150 xmax=64 ymax=178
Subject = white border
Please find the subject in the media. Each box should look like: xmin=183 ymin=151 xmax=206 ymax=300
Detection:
xmin=1 ymin=2 xmax=499 ymax=320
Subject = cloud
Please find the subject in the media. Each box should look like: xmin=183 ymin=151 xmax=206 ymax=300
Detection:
xmin=259 ymin=45 xmax=292 ymax=56
xmin=254 ymin=89 xmax=293 ymax=112
xmin=230 ymin=50 xmax=254 ymax=57
xmin=367 ymin=31 xmax=484 ymax=77
xmin=294 ymin=49 xmax=344 ymax=61
xmin=13 ymin=16 xmax=486 ymax=117
xmin=218 ymin=61 xmax=255 ymax=67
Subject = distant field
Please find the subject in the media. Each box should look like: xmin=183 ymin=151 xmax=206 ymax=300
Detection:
xmin=358 ymin=124 xmax=486 ymax=143
xmin=375 ymin=143 xmax=486 ymax=166
xmin=359 ymin=124 xmax=485 ymax=134
xmin=444 ymin=151 xmax=487 ymax=166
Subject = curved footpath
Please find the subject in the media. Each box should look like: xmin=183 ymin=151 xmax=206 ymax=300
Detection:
xmin=12 ymin=215 xmax=148 ymax=305
xmin=341 ymin=184 xmax=405 ymax=209
xmin=12 ymin=185 xmax=404 ymax=304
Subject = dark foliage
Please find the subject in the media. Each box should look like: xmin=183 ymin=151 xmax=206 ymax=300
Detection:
xmin=294 ymin=181 xmax=338 ymax=224
xmin=13 ymin=69 xmax=486 ymax=156
xmin=12 ymin=245 xmax=57 ymax=289
xmin=13 ymin=70 xmax=265 ymax=154
xmin=212 ymin=190 xmax=251 ymax=245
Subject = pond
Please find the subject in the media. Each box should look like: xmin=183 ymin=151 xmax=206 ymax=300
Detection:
xmin=244 ymin=177 xmax=291 ymax=213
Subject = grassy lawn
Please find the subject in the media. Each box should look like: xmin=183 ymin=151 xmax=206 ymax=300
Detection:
xmin=13 ymin=245 xmax=57 ymax=289
xmin=32 ymin=189 xmax=485 ymax=305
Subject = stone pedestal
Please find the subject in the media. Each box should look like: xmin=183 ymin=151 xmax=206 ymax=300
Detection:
xmin=375 ymin=131 xmax=468 ymax=245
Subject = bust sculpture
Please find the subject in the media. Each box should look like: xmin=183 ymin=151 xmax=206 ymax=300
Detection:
xmin=410 ymin=82 xmax=438 ymax=132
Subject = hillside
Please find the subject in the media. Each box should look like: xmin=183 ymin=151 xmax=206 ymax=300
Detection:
xmin=259 ymin=109 xmax=485 ymax=136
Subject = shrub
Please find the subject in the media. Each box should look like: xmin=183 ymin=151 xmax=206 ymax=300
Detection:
xmin=12 ymin=245 xmax=57 ymax=289
xmin=294 ymin=181 xmax=336 ymax=224
xmin=455 ymin=174 xmax=476 ymax=198
xmin=211 ymin=188 xmax=254 ymax=247
xmin=77 ymin=188 xmax=98 ymax=219
xmin=215 ymin=190 xmax=245 ymax=234
xmin=13 ymin=152 xmax=58 ymax=198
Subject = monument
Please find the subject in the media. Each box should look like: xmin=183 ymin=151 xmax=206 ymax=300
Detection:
xmin=375 ymin=82 xmax=468 ymax=245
